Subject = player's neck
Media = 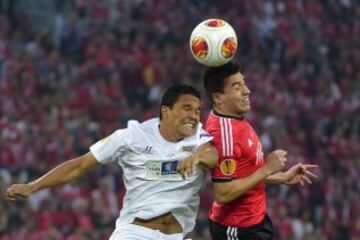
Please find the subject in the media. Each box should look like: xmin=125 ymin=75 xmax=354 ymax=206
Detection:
xmin=158 ymin=123 xmax=183 ymax=142
xmin=213 ymin=107 xmax=244 ymax=120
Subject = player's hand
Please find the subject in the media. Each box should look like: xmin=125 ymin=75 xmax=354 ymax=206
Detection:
xmin=283 ymin=163 xmax=318 ymax=186
xmin=177 ymin=155 xmax=199 ymax=179
xmin=265 ymin=149 xmax=287 ymax=175
xmin=5 ymin=183 xmax=34 ymax=201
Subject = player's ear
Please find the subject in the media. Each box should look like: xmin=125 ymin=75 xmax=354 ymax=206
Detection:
xmin=212 ymin=93 xmax=223 ymax=105
xmin=161 ymin=106 xmax=169 ymax=119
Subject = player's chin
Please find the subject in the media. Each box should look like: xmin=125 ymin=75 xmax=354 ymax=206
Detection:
xmin=180 ymin=127 xmax=196 ymax=137
xmin=242 ymin=103 xmax=251 ymax=113
xmin=238 ymin=105 xmax=251 ymax=114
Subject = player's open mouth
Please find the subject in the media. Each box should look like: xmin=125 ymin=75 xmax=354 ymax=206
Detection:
xmin=242 ymin=98 xmax=250 ymax=104
xmin=184 ymin=123 xmax=195 ymax=129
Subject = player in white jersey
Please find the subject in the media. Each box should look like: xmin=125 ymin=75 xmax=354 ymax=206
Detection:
xmin=5 ymin=84 xmax=218 ymax=240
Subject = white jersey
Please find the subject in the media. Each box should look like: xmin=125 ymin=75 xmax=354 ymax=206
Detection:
xmin=90 ymin=118 xmax=213 ymax=235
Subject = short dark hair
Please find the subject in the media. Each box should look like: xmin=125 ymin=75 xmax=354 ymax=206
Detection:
xmin=203 ymin=62 xmax=240 ymax=104
xmin=159 ymin=84 xmax=201 ymax=120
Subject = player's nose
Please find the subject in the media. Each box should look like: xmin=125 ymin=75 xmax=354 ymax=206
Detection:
xmin=187 ymin=110 xmax=200 ymax=121
xmin=243 ymin=85 xmax=251 ymax=95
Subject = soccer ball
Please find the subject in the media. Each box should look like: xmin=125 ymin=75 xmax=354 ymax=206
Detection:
xmin=190 ymin=19 xmax=237 ymax=67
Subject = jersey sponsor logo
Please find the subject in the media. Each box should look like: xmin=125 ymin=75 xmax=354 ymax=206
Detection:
xmin=145 ymin=160 xmax=184 ymax=181
xmin=182 ymin=145 xmax=196 ymax=153
xmin=220 ymin=159 xmax=236 ymax=175
xmin=149 ymin=166 xmax=161 ymax=175
xmin=161 ymin=161 xmax=178 ymax=175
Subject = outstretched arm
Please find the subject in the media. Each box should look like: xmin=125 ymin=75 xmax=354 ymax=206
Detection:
xmin=266 ymin=163 xmax=318 ymax=185
xmin=5 ymin=152 xmax=100 ymax=201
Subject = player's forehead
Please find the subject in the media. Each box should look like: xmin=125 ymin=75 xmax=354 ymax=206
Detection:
xmin=174 ymin=94 xmax=201 ymax=107
xmin=224 ymin=72 xmax=245 ymax=88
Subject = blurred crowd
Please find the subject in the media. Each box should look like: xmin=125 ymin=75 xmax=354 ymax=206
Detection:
xmin=0 ymin=0 xmax=359 ymax=239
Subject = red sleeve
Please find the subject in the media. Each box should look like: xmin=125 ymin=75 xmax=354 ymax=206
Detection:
xmin=206 ymin=115 xmax=241 ymax=182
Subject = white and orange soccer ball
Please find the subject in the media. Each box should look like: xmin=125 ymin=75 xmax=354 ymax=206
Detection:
xmin=189 ymin=19 xmax=238 ymax=67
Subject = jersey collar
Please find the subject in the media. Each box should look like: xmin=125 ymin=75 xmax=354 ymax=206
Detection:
xmin=212 ymin=109 xmax=245 ymax=120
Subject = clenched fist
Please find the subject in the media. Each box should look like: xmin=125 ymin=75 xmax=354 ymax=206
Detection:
xmin=177 ymin=155 xmax=199 ymax=179
xmin=5 ymin=183 xmax=35 ymax=201
xmin=265 ymin=149 xmax=287 ymax=175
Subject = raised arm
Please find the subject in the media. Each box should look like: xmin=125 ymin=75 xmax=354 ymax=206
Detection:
xmin=5 ymin=152 xmax=100 ymax=201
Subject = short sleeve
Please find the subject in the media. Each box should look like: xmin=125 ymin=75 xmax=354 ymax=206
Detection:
xmin=90 ymin=129 xmax=131 ymax=164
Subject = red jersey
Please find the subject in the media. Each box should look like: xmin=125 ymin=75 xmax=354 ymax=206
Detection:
xmin=206 ymin=111 xmax=267 ymax=228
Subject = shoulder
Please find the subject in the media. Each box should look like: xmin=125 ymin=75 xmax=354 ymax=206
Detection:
xmin=205 ymin=111 xmax=220 ymax=125
xmin=205 ymin=112 xmax=221 ymax=132
xmin=233 ymin=119 xmax=252 ymax=134
xmin=125 ymin=118 xmax=160 ymax=145
xmin=198 ymin=124 xmax=213 ymax=142
xmin=127 ymin=118 xmax=158 ymax=133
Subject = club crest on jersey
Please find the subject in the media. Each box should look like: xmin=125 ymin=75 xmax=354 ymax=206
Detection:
xmin=182 ymin=145 xmax=196 ymax=153
xmin=220 ymin=159 xmax=236 ymax=175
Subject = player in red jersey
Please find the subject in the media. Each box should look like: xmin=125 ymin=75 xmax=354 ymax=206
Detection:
xmin=203 ymin=62 xmax=318 ymax=240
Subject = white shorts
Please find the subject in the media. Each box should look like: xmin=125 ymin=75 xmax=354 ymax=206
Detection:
xmin=109 ymin=224 xmax=185 ymax=240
